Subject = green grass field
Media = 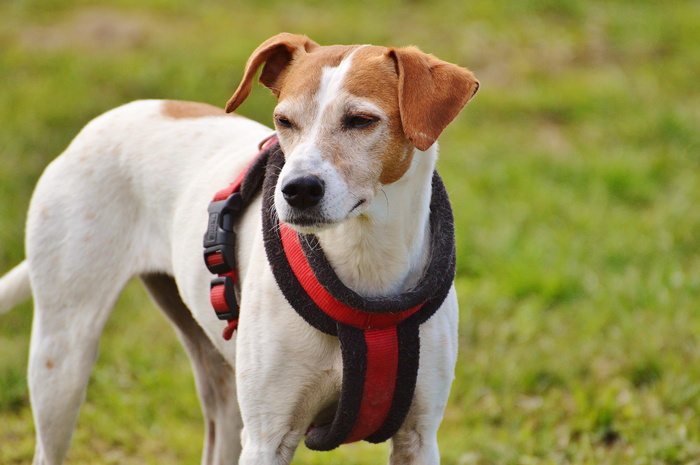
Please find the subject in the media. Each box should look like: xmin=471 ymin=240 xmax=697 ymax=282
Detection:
xmin=1 ymin=1 xmax=699 ymax=463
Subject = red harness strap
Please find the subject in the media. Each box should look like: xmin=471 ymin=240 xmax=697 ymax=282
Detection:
xmin=279 ymin=226 xmax=422 ymax=329
xmin=345 ymin=327 xmax=398 ymax=443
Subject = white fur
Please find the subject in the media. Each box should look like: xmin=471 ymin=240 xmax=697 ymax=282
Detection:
xmin=0 ymin=49 xmax=459 ymax=465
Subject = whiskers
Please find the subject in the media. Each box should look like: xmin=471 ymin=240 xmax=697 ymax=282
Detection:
xmin=264 ymin=194 xmax=283 ymax=235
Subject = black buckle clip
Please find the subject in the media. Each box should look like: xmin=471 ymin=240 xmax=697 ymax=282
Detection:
xmin=210 ymin=276 xmax=239 ymax=320
xmin=203 ymin=192 xmax=242 ymax=274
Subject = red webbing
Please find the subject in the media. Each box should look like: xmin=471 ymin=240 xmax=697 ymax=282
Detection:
xmin=279 ymin=224 xmax=422 ymax=329
xmin=213 ymin=169 xmax=247 ymax=202
xmin=222 ymin=320 xmax=238 ymax=340
xmin=206 ymin=251 xmax=224 ymax=267
xmin=210 ymin=284 xmax=228 ymax=312
xmin=344 ymin=327 xmax=399 ymax=443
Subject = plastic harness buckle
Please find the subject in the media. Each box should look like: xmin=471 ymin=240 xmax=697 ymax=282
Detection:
xmin=210 ymin=276 xmax=238 ymax=320
xmin=203 ymin=192 xmax=242 ymax=274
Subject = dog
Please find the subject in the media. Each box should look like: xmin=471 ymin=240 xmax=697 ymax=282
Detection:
xmin=0 ymin=33 xmax=478 ymax=465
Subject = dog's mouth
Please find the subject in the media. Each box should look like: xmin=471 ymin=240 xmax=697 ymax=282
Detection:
xmin=350 ymin=198 xmax=366 ymax=212
xmin=282 ymin=214 xmax=336 ymax=233
xmin=280 ymin=199 xmax=367 ymax=233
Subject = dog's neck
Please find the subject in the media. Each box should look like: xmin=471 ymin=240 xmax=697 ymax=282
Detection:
xmin=315 ymin=146 xmax=436 ymax=297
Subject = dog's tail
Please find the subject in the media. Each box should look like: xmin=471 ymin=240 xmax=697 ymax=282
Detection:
xmin=0 ymin=261 xmax=32 ymax=314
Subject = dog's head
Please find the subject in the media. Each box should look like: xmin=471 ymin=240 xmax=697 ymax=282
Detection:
xmin=227 ymin=33 xmax=479 ymax=232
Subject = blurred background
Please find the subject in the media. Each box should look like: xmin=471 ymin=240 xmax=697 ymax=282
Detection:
xmin=1 ymin=1 xmax=699 ymax=463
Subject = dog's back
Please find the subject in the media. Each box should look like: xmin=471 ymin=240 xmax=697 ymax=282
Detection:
xmin=24 ymin=100 xmax=268 ymax=280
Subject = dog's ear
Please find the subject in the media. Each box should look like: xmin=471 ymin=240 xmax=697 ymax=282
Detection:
xmin=388 ymin=47 xmax=479 ymax=151
xmin=226 ymin=33 xmax=319 ymax=113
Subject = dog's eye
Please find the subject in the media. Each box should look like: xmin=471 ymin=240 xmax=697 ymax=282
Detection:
xmin=275 ymin=116 xmax=294 ymax=129
xmin=343 ymin=115 xmax=379 ymax=130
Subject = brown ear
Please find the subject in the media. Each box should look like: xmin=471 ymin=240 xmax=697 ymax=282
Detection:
xmin=226 ymin=33 xmax=319 ymax=113
xmin=388 ymin=47 xmax=479 ymax=151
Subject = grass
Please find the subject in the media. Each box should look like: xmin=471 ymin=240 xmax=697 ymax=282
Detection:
xmin=1 ymin=0 xmax=700 ymax=463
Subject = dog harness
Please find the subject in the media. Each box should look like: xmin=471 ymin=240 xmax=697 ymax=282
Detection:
xmin=203 ymin=136 xmax=456 ymax=451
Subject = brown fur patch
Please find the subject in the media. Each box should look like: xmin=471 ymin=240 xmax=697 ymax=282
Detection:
xmin=388 ymin=47 xmax=479 ymax=151
xmin=226 ymin=33 xmax=320 ymax=112
xmin=377 ymin=142 xmax=415 ymax=185
xmin=161 ymin=100 xmax=230 ymax=119
xmin=341 ymin=47 xmax=415 ymax=185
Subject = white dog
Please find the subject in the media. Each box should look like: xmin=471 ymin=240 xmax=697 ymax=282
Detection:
xmin=0 ymin=33 xmax=478 ymax=465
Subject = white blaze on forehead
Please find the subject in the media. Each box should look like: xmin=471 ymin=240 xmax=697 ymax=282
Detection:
xmin=315 ymin=46 xmax=369 ymax=116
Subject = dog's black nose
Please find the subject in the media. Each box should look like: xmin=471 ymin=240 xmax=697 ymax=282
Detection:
xmin=281 ymin=176 xmax=325 ymax=209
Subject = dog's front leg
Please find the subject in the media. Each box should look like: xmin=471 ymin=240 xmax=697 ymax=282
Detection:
xmin=235 ymin=291 xmax=342 ymax=465
xmin=389 ymin=289 xmax=460 ymax=465
xmin=387 ymin=382 xmax=448 ymax=465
